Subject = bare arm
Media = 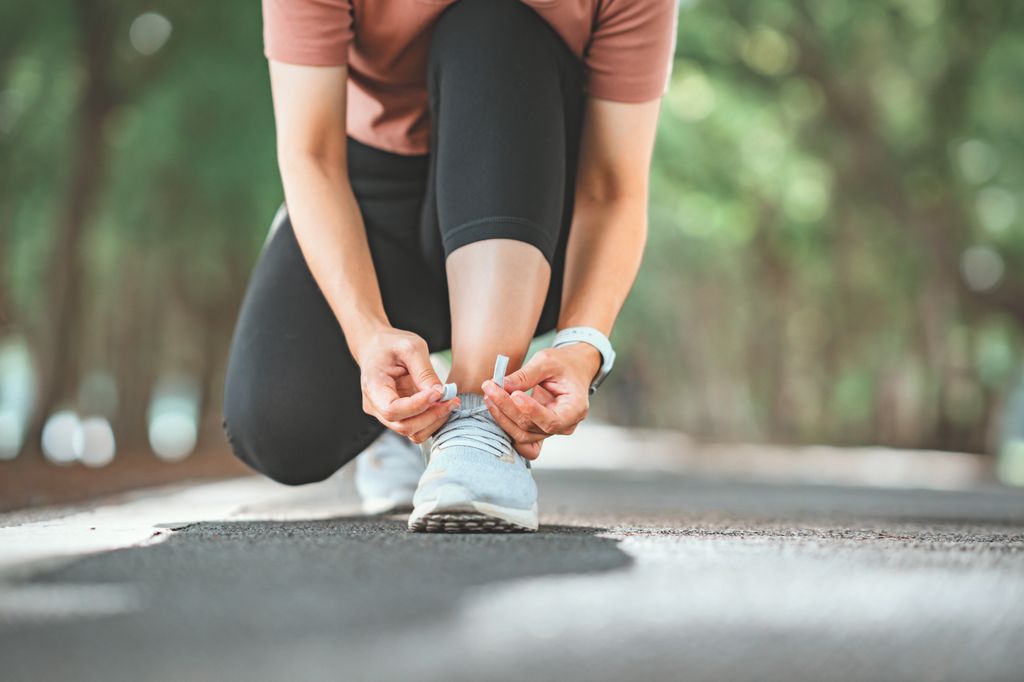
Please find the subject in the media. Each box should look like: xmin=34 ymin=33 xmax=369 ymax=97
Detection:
xmin=269 ymin=62 xmax=388 ymax=354
xmin=268 ymin=61 xmax=453 ymax=440
xmin=558 ymin=96 xmax=662 ymax=336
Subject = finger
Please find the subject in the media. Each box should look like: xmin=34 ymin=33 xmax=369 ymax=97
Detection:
xmin=394 ymin=400 xmax=458 ymax=442
xmin=408 ymin=401 xmax=458 ymax=443
xmin=396 ymin=341 xmax=443 ymax=392
xmin=502 ymin=352 xmax=554 ymax=393
xmin=532 ymin=384 xmax=556 ymax=406
xmin=514 ymin=439 xmax=543 ymax=460
xmin=510 ymin=391 xmax=563 ymax=434
xmin=393 ymin=373 xmax=419 ymax=397
xmin=364 ymin=372 xmax=401 ymax=416
xmin=380 ymin=400 xmax=452 ymax=437
xmin=482 ymin=380 xmax=545 ymax=435
xmin=483 ymin=395 xmax=545 ymax=444
xmin=549 ymin=396 xmax=589 ymax=426
xmin=377 ymin=385 xmax=443 ymax=422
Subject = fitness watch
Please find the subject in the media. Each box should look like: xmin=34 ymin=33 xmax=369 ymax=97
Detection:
xmin=551 ymin=326 xmax=616 ymax=395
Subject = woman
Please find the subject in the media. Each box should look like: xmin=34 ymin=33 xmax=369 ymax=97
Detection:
xmin=223 ymin=0 xmax=677 ymax=532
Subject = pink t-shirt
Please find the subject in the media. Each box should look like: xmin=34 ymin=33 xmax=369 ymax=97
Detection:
xmin=263 ymin=0 xmax=678 ymax=155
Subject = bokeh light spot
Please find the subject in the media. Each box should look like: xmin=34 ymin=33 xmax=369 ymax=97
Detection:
xmin=669 ymin=71 xmax=716 ymax=121
xmin=960 ymin=246 xmax=1004 ymax=292
xmin=957 ymin=139 xmax=999 ymax=184
xmin=149 ymin=412 xmax=197 ymax=462
xmin=129 ymin=13 xmax=172 ymax=56
xmin=0 ymin=410 xmax=21 ymax=460
xmin=148 ymin=376 xmax=200 ymax=462
xmin=74 ymin=417 xmax=117 ymax=468
xmin=975 ymin=187 xmax=1016 ymax=234
xmin=741 ymin=27 xmax=796 ymax=77
xmin=41 ymin=410 xmax=80 ymax=465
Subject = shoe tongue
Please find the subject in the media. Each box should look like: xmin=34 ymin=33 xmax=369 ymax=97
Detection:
xmin=454 ymin=392 xmax=486 ymax=413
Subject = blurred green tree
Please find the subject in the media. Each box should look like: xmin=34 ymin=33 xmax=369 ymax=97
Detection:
xmin=1 ymin=1 xmax=278 ymax=455
xmin=608 ymin=0 xmax=1024 ymax=453
xmin=0 ymin=0 xmax=1022 ymax=458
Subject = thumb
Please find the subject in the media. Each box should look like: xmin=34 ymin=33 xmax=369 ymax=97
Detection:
xmin=399 ymin=343 xmax=443 ymax=392
xmin=503 ymin=354 xmax=551 ymax=392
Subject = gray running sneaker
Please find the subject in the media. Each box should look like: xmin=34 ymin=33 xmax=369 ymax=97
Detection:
xmin=408 ymin=392 xmax=538 ymax=533
xmin=355 ymin=430 xmax=425 ymax=514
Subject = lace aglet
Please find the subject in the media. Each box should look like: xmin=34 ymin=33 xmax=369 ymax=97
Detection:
xmin=493 ymin=354 xmax=509 ymax=386
xmin=440 ymin=383 xmax=457 ymax=401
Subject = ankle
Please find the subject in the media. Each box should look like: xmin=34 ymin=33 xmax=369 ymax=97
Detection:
xmin=448 ymin=355 xmax=518 ymax=395
xmin=444 ymin=371 xmax=488 ymax=395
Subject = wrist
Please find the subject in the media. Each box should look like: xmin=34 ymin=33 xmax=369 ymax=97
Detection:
xmin=557 ymin=342 xmax=603 ymax=384
xmin=345 ymin=315 xmax=391 ymax=364
xmin=556 ymin=316 xmax=613 ymax=337
xmin=552 ymin=326 xmax=616 ymax=394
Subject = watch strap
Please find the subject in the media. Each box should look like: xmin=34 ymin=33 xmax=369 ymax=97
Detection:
xmin=551 ymin=326 xmax=616 ymax=394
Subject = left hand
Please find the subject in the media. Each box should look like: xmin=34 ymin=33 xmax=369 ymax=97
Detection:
xmin=480 ymin=344 xmax=602 ymax=460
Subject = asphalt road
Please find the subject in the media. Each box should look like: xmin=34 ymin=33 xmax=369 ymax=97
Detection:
xmin=2 ymin=470 xmax=1024 ymax=682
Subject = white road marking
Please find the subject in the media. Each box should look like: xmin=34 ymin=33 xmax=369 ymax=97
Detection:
xmin=0 ymin=475 xmax=373 ymax=625
xmin=0 ymin=476 xmax=353 ymax=579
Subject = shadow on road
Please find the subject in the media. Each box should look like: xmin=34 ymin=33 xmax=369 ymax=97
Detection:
xmin=2 ymin=517 xmax=634 ymax=681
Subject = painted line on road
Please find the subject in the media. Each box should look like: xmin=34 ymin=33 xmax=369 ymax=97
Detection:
xmin=0 ymin=477 xmax=321 ymax=580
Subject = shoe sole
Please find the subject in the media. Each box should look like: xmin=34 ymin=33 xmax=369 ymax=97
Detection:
xmin=408 ymin=501 xmax=538 ymax=533
xmin=361 ymin=497 xmax=415 ymax=516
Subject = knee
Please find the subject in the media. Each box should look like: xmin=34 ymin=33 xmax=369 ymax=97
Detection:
xmin=222 ymin=386 xmax=342 ymax=487
xmin=430 ymin=0 xmax=551 ymax=70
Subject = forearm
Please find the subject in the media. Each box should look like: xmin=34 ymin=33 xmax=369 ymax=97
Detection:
xmin=279 ymin=153 xmax=389 ymax=360
xmin=558 ymin=195 xmax=648 ymax=336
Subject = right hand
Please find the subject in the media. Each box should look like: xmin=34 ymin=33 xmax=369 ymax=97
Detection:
xmin=354 ymin=327 xmax=458 ymax=443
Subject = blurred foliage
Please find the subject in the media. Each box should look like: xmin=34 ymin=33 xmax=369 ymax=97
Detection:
xmin=1 ymin=0 xmax=1023 ymax=456
xmin=608 ymin=0 xmax=1024 ymax=455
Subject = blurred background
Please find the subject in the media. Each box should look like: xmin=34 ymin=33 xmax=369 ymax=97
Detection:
xmin=1 ymin=0 xmax=1023 ymax=508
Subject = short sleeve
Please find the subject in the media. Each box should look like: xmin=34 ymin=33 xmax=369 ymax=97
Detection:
xmin=263 ymin=0 xmax=353 ymax=66
xmin=584 ymin=0 xmax=678 ymax=102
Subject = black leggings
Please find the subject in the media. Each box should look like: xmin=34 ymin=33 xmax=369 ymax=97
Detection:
xmin=223 ymin=0 xmax=584 ymax=485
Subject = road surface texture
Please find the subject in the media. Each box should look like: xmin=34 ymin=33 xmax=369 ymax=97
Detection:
xmin=2 ymin=469 xmax=1024 ymax=682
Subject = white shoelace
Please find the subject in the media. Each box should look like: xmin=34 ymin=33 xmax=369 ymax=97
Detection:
xmin=427 ymin=355 xmax=514 ymax=460
xmin=432 ymin=404 xmax=513 ymax=459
